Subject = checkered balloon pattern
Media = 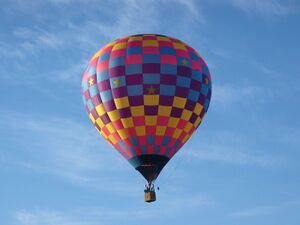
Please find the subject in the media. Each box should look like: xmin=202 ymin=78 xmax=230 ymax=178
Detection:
xmin=82 ymin=34 xmax=212 ymax=167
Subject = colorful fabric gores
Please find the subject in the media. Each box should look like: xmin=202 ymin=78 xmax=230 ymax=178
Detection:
xmin=82 ymin=34 xmax=212 ymax=182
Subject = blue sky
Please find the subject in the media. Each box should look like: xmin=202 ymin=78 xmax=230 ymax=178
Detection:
xmin=1 ymin=0 xmax=300 ymax=224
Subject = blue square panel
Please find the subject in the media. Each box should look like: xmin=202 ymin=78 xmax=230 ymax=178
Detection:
xmin=126 ymin=64 xmax=142 ymax=75
xmin=176 ymin=76 xmax=191 ymax=88
xmin=160 ymin=84 xmax=176 ymax=96
xmin=127 ymin=85 xmax=143 ymax=96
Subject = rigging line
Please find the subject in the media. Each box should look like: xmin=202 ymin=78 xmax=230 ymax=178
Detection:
xmin=157 ymin=149 xmax=189 ymax=188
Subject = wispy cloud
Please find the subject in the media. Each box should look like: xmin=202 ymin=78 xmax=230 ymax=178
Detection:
xmin=13 ymin=27 xmax=57 ymax=44
xmin=230 ymin=199 xmax=300 ymax=217
xmin=186 ymin=130 xmax=284 ymax=167
xmin=285 ymin=199 xmax=300 ymax=206
xmin=227 ymin=0 xmax=298 ymax=16
xmin=230 ymin=205 xmax=279 ymax=217
xmin=14 ymin=208 xmax=156 ymax=225
xmin=212 ymin=83 xmax=264 ymax=107
xmin=14 ymin=192 xmax=215 ymax=225
xmin=49 ymin=60 xmax=87 ymax=84
xmin=15 ymin=210 xmax=91 ymax=225
xmin=0 ymin=110 xmax=129 ymax=188
xmin=1 ymin=0 xmax=207 ymax=87
xmin=12 ymin=27 xmax=64 ymax=55
xmin=161 ymin=192 xmax=216 ymax=209
xmin=187 ymin=143 xmax=283 ymax=167
xmin=210 ymin=48 xmax=232 ymax=60
xmin=172 ymin=0 xmax=206 ymax=24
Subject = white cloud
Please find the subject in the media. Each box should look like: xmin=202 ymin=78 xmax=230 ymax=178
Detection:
xmin=14 ymin=208 xmax=155 ymax=225
xmin=210 ymin=48 xmax=232 ymax=59
xmin=172 ymin=0 xmax=206 ymax=24
xmin=13 ymin=27 xmax=64 ymax=52
xmin=161 ymin=192 xmax=215 ymax=210
xmin=2 ymin=0 xmax=209 ymax=87
xmin=15 ymin=210 xmax=91 ymax=225
xmin=230 ymin=205 xmax=279 ymax=217
xmin=188 ymin=145 xmax=283 ymax=167
xmin=0 ymin=42 xmax=25 ymax=59
xmin=229 ymin=199 xmax=300 ymax=218
xmin=212 ymin=83 xmax=263 ymax=107
xmin=7 ymin=0 xmax=207 ymax=51
xmin=229 ymin=199 xmax=300 ymax=217
xmin=227 ymin=0 xmax=297 ymax=16
xmin=0 ymin=111 xmax=129 ymax=188
xmin=49 ymin=60 xmax=87 ymax=84
xmin=186 ymin=130 xmax=283 ymax=167
xmin=285 ymin=199 xmax=300 ymax=206
xmin=14 ymin=192 xmax=215 ymax=225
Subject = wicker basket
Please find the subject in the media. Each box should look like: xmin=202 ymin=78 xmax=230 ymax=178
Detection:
xmin=144 ymin=191 xmax=156 ymax=203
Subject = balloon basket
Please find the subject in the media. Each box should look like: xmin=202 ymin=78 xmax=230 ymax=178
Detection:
xmin=144 ymin=191 xmax=156 ymax=203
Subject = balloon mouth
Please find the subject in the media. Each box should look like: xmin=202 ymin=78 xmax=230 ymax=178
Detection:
xmin=136 ymin=164 xmax=160 ymax=183
xmin=128 ymin=155 xmax=169 ymax=183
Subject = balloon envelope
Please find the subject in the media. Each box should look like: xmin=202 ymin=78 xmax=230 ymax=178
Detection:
xmin=82 ymin=34 xmax=212 ymax=182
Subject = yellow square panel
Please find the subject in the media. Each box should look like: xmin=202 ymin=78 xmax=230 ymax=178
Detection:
xmin=118 ymin=129 xmax=128 ymax=140
xmin=194 ymin=117 xmax=202 ymax=127
xmin=181 ymin=109 xmax=192 ymax=121
xmin=173 ymin=42 xmax=187 ymax=50
xmin=183 ymin=122 xmax=193 ymax=133
xmin=112 ymin=42 xmax=127 ymax=50
xmin=157 ymin=36 xmax=171 ymax=41
xmin=131 ymin=106 xmax=144 ymax=116
xmin=106 ymin=123 xmax=115 ymax=134
xmin=92 ymin=49 xmax=103 ymax=60
xmin=96 ymin=118 xmax=105 ymax=129
xmin=108 ymin=135 xmax=117 ymax=145
xmin=143 ymin=40 xmax=158 ymax=47
xmin=173 ymin=96 xmax=187 ymax=108
xmin=168 ymin=117 xmax=179 ymax=128
xmin=135 ymin=126 xmax=145 ymax=136
xmin=158 ymin=106 xmax=172 ymax=116
xmin=128 ymin=36 xmax=143 ymax=42
xmin=114 ymin=97 xmax=129 ymax=109
xmin=95 ymin=104 xmax=106 ymax=116
xmin=194 ymin=103 xmax=203 ymax=115
xmin=89 ymin=113 xmax=96 ymax=124
xmin=105 ymin=41 xmax=116 ymax=48
xmin=173 ymin=128 xmax=183 ymax=139
xmin=182 ymin=134 xmax=190 ymax=143
xmin=107 ymin=110 xmax=120 ymax=122
xmin=121 ymin=118 xmax=134 ymax=128
xmin=144 ymin=95 xmax=159 ymax=105
xmin=156 ymin=126 xmax=166 ymax=136
xmin=145 ymin=116 xmax=157 ymax=126
xmin=100 ymin=130 xmax=108 ymax=139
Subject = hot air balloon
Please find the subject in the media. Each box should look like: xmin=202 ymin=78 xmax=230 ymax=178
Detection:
xmin=81 ymin=34 xmax=212 ymax=202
